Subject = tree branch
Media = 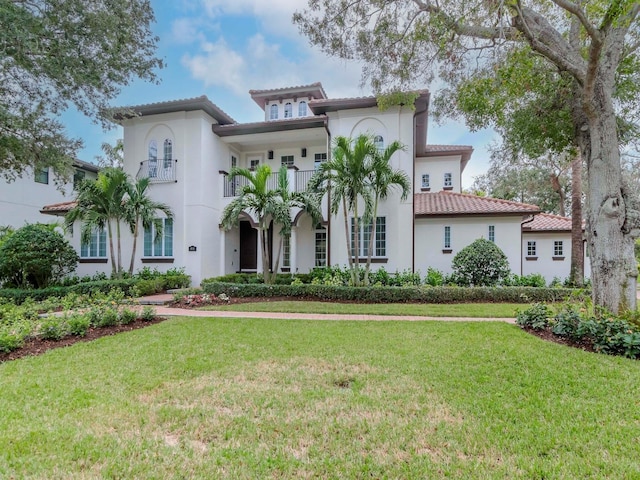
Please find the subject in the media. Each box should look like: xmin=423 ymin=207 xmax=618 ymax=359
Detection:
xmin=550 ymin=0 xmax=601 ymax=41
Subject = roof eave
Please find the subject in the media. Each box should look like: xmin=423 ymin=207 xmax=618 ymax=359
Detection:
xmin=212 ymin=116 xmax=327 ymax=137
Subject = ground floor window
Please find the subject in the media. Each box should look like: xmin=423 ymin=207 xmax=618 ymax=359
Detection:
xmin=554 ymin=240 xmax=563 ymax=257
xmin=444 ymin=226 xmax=451 ymax=249
xmin=315 ymin=226 xmax=327 ymax=266
xmin=527 ymin=241 xmax=537 ymax=257
xmin=144 ymin=218 xmax=173 ymax=257
xmin=282 ymin=236 xmax=290 ymax=268
xmin=350 ymin=217 xmax=386 ymax=257
xmin=81 ymin=228 xmax=107 ymax=258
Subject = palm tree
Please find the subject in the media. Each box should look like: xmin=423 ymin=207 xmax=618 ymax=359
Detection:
xmin=65 ymin=167 xmax=128 ymax=277
xmin=308 ymin=135 xmax=375 ymax=286
xmin=124 ymin=176 xmax=173 ymax=274
xmin=364 ymin=140 xmax=410 ymax=285
xmin=221 ymin=164 xmax=291 ymax=284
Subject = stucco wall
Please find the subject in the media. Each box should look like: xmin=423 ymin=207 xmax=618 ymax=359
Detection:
xmin=522 ymin=232 xmax=591 ymax=283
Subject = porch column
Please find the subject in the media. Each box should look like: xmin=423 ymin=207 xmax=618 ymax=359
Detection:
xmin=290 ymin=227 xmax=298 ymax=274
xmin=256 ymin=229 xmax=263 ymax=274
xmin=219 ymin=227 xmax=226 ymax=275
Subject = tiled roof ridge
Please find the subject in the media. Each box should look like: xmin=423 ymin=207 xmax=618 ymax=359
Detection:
xmin=249 ymin=82 xmax=325 ymax=95
xmin=117 ymin=95 xmax=236 ymax=124
xmin=425 ymin=144 xmax=474 ymax=151
xmin=443 ymin=191 xmax=540 ymax=210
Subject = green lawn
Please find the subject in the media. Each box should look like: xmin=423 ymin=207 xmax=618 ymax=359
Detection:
xmin=1 ymin=317 xmax=640 ymax=478
xmin=200 ymin=300 xmax=522 ymax=317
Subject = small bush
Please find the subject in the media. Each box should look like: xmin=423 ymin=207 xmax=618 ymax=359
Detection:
xmin=424 ymin=267 xmax=444 ymax=287
xmin=504 ymin=273 xmax=547 ymax=288
xmin=136 ymin=279 xmax=164 ymax=296
xmin=516 ymin=303 xmax=552 ymax=330
xmin=67 ymin=314 xmax=91 ymax=337
xmin=95 ymin=308 xmax=118 ymax=328
xmin=0 ymin=331 xmax=24 ymax=353
xmin=452 ymin=238 xmax=511 ymax=287
xmin=39 ymin=317 xmax=68 ymax=341
xmin=140 ymin=306 xmax=156 ymax=321
xmin=551 ymin=309 xmax=583 ymax=340
xmin=118 ymin=308 xmax=137 ymax=325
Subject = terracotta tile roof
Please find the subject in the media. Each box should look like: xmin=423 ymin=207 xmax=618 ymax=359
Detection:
xmin=415 ymin=191 xmax=540 ymax=216
xmin=523 ymin=213 xmax=584 ymax=232
xmin=114 ymin=95 xmax=235 ymax=125
xmin=249 ymin=82 xmax=327 ymax=98
xmin=40 ymin=201 xmax=77 ymax=215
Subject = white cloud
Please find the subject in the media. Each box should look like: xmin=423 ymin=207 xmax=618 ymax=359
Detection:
xmin=182 ymin=38 xmax=248 ymax=95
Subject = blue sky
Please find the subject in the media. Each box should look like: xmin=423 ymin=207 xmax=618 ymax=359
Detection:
xmin=64 ymin=0 xmax=496 ymax=187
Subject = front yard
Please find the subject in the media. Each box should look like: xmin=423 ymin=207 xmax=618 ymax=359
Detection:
xmin=1 ymin=316 xmax=639 ymax=478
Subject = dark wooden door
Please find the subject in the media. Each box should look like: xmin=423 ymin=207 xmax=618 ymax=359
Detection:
xmin=239 ymin=221 xmax=257 ymax=271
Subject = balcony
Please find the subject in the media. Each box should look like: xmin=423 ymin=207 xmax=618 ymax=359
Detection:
xmin=137 ymin=159 xmax=177 ymax=183
xmin=221 ymin=168 xmax=316 ymax=197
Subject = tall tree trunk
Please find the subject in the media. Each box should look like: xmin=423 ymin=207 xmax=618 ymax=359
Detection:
xmin=116 ymin=220 xmax=123 ymax=278
xmin=342 ymin=197 xmax=356 ymax=286
xmin=107 ymin=220 xmax=117 ymax=277
xmin=364 ymin=198 xmax=379 ymax=286
xmin=569 ymin=153 xmax=584 ymax=287
xmin=352 ymin=202 xmax=361 ymax=286
xmin=585 ymin=96 xmax=637 ymax=313
xmin=550 ymin=173 xmax=566 ymax=217
xmin=129 ymin=217 xmax=139 ymax=275
xmin=260 ymin=224 xmax=270 ymax=284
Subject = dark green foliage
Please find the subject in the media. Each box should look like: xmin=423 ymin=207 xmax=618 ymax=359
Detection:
xmin=135 ymin=279 xmax=165 ymax=296
xmin=118 ymin=309 xmax=137 ymax=325
xmin=452 ymin=239 xmax=511 ymax=287
xmin=39 ymin=317 xmax=68 ymax=341
xmin=140 ymin=306 xmax=156 ymax=321
xmin=0 ymin=331 xmax=24 ymax=353
xmin=504 ymin=273 xmax=547 ymax=287
xmin=516 ymin=303 xmax=552 ymax=330
xmin=66 ymin=314 xmax=90 ymax=337
xmin=201 ymin=282 xmax=584 ymax=304
xmin=551 ymin=309 xmax=582 ymax=340
xmin=425 ymin=267 xmax=445 ymax=287
xmin=0 ymin=224 xmax=78 ymax=288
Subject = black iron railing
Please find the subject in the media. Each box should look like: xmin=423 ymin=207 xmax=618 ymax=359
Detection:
xmin=137 ymin=159 xmax=177 ymax=183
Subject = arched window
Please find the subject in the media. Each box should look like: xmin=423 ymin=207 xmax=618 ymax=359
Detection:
xmin=284 ymin=102 xmax=293 ymax=118
xmin=374 ymin=135 xmax=384 ymax=152
xmin=269 ymin=104 xmax=278 ymax=120
xmin=148 ymin=140 xmax=158 ymax=178
xmin=298 ymin=101 xmax=307 ymax=117
xmin=163 ymin=139 xmax=172 ymax=169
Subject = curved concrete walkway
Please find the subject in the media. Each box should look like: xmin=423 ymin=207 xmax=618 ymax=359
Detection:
xmin=137 ymin=295 xmax=516 ymax=323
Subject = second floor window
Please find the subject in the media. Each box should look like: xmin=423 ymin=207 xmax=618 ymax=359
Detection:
xmin=269 ymin=104 xmax=278 ymax=120
xmin=163 ymin=139 xmax=173 ymax=169
xmin=284 ymin=102 xmax=293 ymax=118
xmin=298 ymin=101 xmax=307 ymax=116
xmin=73 ymin=169 xmax=85 ymax=189
xmin=444 ymin=172 xmax=453 ymax=188
xmin=281 ymin=155 xmax=294 ymax=167
xmin=250 ymin=159 xmax=260 ymax=169
xmin=314 ymin=153 xmax=327 ymax=170
xmin=421 ymin=174 xmax=430 ymax=189
xmin=35 ymin=167 xmax=49 ymax=184
xmin=148 ymin=140 xmax=158 ymax=178
xmin=374 ymin=135 xmax=384 ymax=152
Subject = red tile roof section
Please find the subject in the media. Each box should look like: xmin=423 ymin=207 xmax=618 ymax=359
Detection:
xmin=40 ymin=201 xmax=77 ymax=215
xmin=523 ymin=213 xmax=584 ymax=232
xmin=424 ymin=144 xmax=474 ymax=153
xmin=415 ymin=191 xmax=540 ymax=216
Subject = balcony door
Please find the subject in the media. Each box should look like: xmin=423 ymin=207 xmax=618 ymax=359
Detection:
xmin=239 ymin=221 xmax=257 ymax=271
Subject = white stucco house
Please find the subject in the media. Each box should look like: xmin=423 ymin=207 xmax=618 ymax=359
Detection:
xmin=40 ymin=82 xmax=588 ymax=285
xmin=0 ymin=160 xmax=99 ymax=229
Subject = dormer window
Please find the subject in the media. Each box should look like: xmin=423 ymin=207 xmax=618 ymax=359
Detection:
xmin=269 ymin=104 xmax=278 ymax=120
xmin=284 ymin=102 xmax=293 ymax=118
xmin=298 ymin=101 xmax=307 ymax=117
xmin=444 ymin=172 xmax=453 ymax=189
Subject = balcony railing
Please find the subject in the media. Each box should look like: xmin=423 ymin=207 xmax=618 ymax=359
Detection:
xmin=137 ymin=159 xmax=177 ymax=183
xmin=221 ymin=169 xmax=316 ymax=197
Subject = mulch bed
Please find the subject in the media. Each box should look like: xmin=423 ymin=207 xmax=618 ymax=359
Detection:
xmin=523 ymin=327 xmax=596 ymax=353
xmin=0 ymin=317 xmax=166 ymax=363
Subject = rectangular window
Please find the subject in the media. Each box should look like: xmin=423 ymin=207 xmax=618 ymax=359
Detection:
xmin=488 ymin=225 xmax=495 ymax=242
xmin=80 ymin=228 xmax=107 ymax=258
xmin=350 ymin=217 xmax=386 ymax=257
xmin=421 ymin=174 xmax=430 ymax=189
xmin=281 ymin=155 xmax=294 ymax=167
xmin=527 ymin=241 xmax=537 ymax=257
xmin=314 ymin=153 xmax=327 ymax=170
xmin=282 ymin=236 xmax=290 ymax=268
xmin=315 ymin=228 xmax=327 ymax=266
xmin=554 ymin=240 xmax=564 ymax=257
xmin=444 ymin=226 xmax=451 ymax=249
xmin=144 ymin=218 xmax=173 ymax=257
xmin=250 ymin=159 xmax=260 ymax=169
xmin=73 ymin=169 xmax=85 ymax=189
xmin=35 ymin=167 xmax=49 ymax=184
xmin=444 ymin=172 xmax=452 ymax=188
xmin=231 ymin=155 xmax=237 ymax=169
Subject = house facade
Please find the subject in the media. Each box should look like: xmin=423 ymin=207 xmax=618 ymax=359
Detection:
xmin=41 ymin=82 xmax=588 ymax=285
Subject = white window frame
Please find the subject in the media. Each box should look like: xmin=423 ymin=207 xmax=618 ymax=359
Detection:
xmin=554 ymin=240 xmax=564 ymax=257
xmin=144 ymin=218 xmax=173 ymax=258
xmin=163 ymin=139 xmax=173 ymax=169
xmin=282 ymin=236 xmax=291 ymax=268
xmin=444 ymin=172 xmax=453 ymax=188
xmin=527 ymin=241 xmax=537 ymax=257
xmin=148 ymin=140 xmax=158 ymax=178
xmin=351 ymin=217 xmax=386 ymax=258
xmin=444 ymin=226 xmax=451 ymax=249
xmin=314 ymin=152 xmax=327 ymax=170
xmin=298 ymin=101 xmax=307 ymax=117
xmin=488 ymin=225 xmax=495 ymax=242
xmin=269 ymin=104 xmax=278 ymax=120
xmin=284 ymin=102 xmax=293 ymax=118
xmin=281 ymin=155 xmax=294 ymax=167
xmin=374 ymin=135 xmax=384 ymax=152
xmin=81 ymin=228 xmax=107 ymax=258
xmin=250 ymin=159 xmax=260 ymax=169
xmin=315 ymin=226 xmax=327 ymax=267
xmin=421 ymin=174 xmax=430 ymax=189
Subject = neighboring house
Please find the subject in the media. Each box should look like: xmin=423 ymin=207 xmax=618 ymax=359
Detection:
xmin=42 ymin=82 xmax=588 ymax=285
xmin=1 ymin=160 xmax=99 ymax=228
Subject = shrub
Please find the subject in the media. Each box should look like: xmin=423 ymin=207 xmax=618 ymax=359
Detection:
xmin=0 ymin=224 xmax=78 ymax=288
xmin=504 ymin=273 xmax=547 ymax=288
xmin=96 ymin=308 xmax=118 ymax=328
xmin=135 ymin=278 xmax=165 ymax=296
xmin=118 ymin=308 xmax=137 ymax=325
xmin=0 ymin=331 xmax=24 ymax=353
xmin=451 ymin=238 xmax=511 ymax=287
xmin=39 ymin=317 xmax=68 ymax=341
xmin=551 ymin=308 xmax=582 ymax=340
xmin=140 ymin=306 xmax=156 ymax=321
xmin=424 ymin=267 xmax=444 ymax=286
xmin=67 ymin=314 xmax=91 ymax=336
xmin=516 ymin=303 xmax=552 ymax=330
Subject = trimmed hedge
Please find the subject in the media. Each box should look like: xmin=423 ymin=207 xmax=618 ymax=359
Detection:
xmin=201 ymin=282 xmax=587 ymax=304
xmin=0 ymin=279 xmax=138 ymax=304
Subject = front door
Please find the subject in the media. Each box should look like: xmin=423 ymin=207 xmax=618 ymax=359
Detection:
xmin=239 ymin=221 xmax=257 ymax=271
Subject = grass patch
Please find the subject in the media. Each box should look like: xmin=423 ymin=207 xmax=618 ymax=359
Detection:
xmin=1 ymin=317 xmax=640 ymax=478
xmin=200 ymin=300 xmax=521 ymax=317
